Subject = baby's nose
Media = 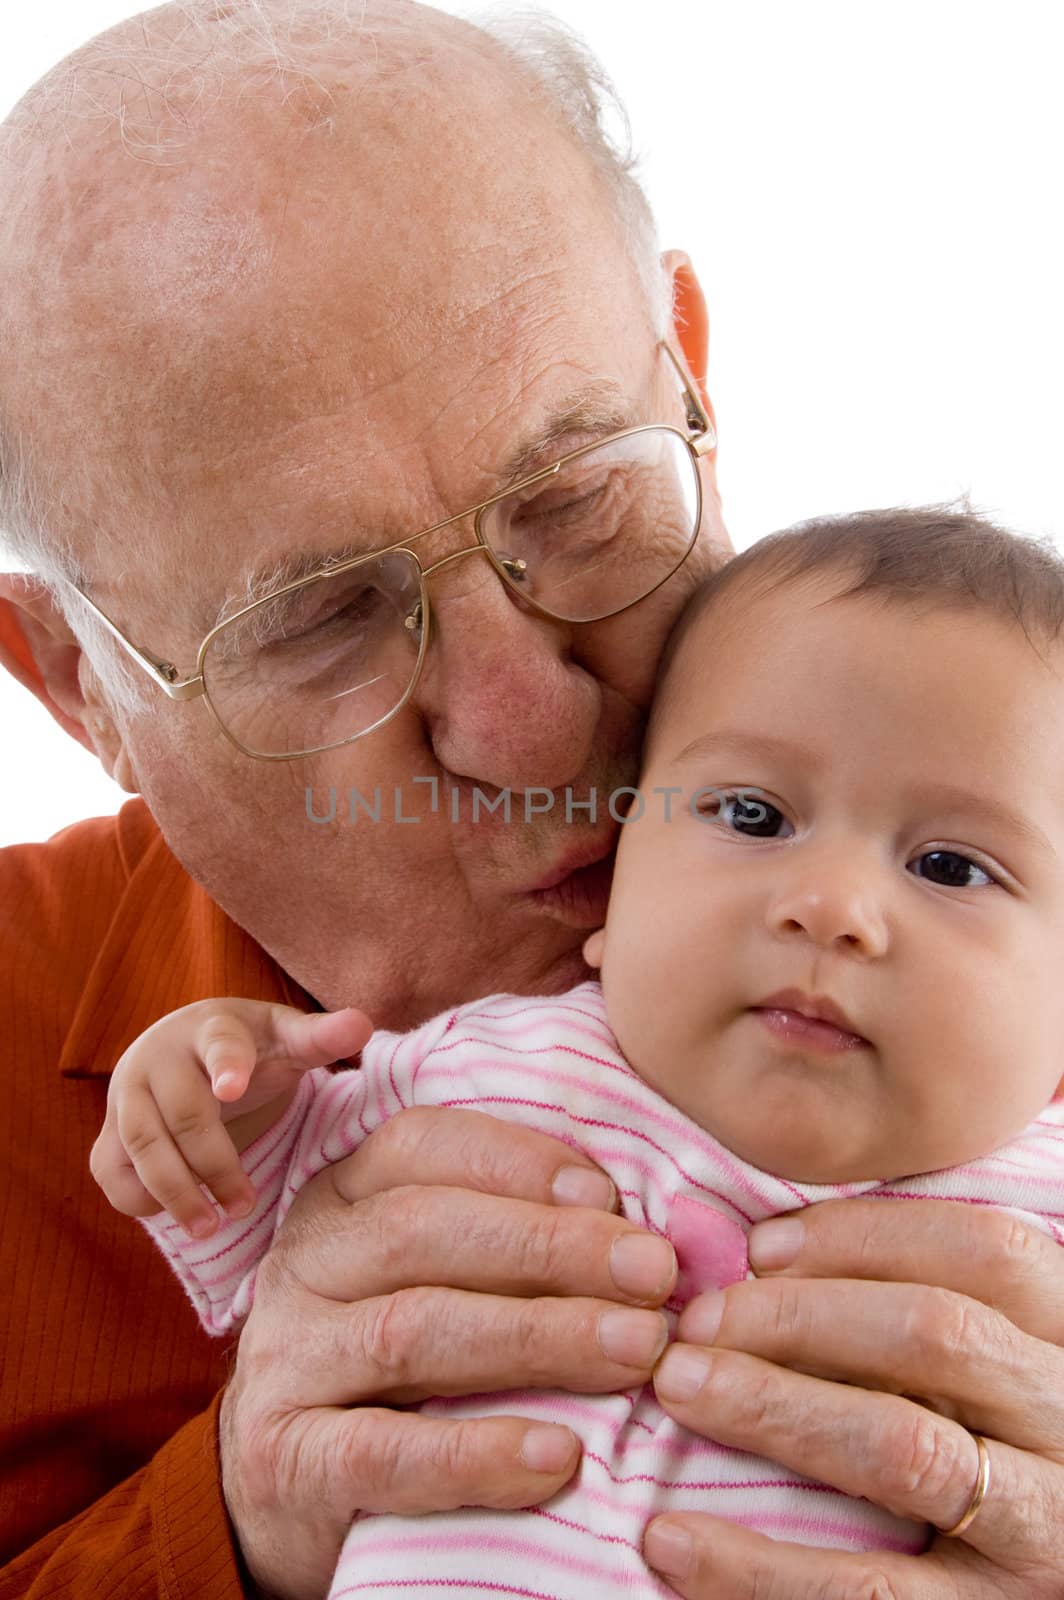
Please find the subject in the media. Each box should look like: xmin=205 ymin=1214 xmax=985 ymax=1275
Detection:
xmin=765 ymin=856 xmax=889 ymax=958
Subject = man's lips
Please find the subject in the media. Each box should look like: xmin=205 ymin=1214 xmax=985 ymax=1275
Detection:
xmin=527 ymin=836 xmax=618 ymax=894
xmin=749 ymin=988 xmax=870 ymax=1052
xmin=524 ymin=837 xmax=617 ymax=928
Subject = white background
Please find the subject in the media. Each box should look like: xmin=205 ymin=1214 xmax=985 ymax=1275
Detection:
xmin=3 ymin=1 xmax=1062 ymax=845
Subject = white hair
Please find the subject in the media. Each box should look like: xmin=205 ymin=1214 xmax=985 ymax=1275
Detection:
xmin=0 ymin=0 xmax=670 ymax=713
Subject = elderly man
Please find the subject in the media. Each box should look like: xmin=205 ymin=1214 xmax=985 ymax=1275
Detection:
xmin=2 ymin=3 xmax=1064 ymax=1598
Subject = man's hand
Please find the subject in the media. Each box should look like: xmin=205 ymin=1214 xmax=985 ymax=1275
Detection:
xmin=642 ymin=1197 xmax=1064 ymax=1597
xmin=219 ymin=1106 xmax=676 ymax=1600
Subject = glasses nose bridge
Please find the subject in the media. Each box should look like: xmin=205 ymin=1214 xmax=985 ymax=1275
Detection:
xmin=415 ymin=484 xmax=532 ymax=615
xmin=419 ymin=533 xmax=493 ymax=586
xmin=398 ymin=485 xmax=486 ymax=574
xmin=400 ymin=512 xmax=504 ymax=646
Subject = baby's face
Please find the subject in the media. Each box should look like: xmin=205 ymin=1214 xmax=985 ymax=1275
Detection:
xmin=590 ymin=576 xmax=1064 ymax=1183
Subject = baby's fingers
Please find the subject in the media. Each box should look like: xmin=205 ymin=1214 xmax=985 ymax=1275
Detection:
xmin=269 ymin=1004 xmax=374 ymax=1068
xmin=198 ymin=1011 xmax=258 ymax=1101
xmin=117 ymin=1077 xmax=254 ymax=1238
xmin=89 ymin=1119 xmax=164 ymax=1219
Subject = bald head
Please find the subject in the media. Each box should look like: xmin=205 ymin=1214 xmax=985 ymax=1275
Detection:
xmin=0 ymin=0 xmax=664 ymax=602
xmin=0 ymin=1 xmax=728 ymax=1025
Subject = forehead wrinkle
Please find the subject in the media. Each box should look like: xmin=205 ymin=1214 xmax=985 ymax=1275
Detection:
xmin=215 ymin=373 xmax=644 ymax=625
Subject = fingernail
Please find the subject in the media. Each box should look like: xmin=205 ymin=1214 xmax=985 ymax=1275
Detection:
xmin=186 ymin=1214 xmax=218 ymax=1240
xmin=680 ymin=1289 xmax=724 ymax=1345
xmin=598 ymin=1307 xmax=669 ymax=1368
xmin=609 ymin=1232 xmax=676 ymax=1300
xmin=213 ymin=1072 xmax=240 ymax=1096
xmin=748 ymin=1215 xmax=804 ymax=1272
xmin=645 ymin=1519 xmax=692 ymax=1579
xmin=552 ymin=1165 xmax=616 ymax=1210
xmin=520 ymin=1424 xmax=577 ymax=1474
xmin=656 ymin=1345 xmax=712 ymax=1402
xmin=225 ymin=1196 xmax=254 ymax=1219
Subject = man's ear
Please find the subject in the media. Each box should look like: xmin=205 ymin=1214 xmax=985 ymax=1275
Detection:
xmin=0 ymin=573 xmax=97 ymax=751
xmin=0 ymin=572 xmax=139 ymax=790
xmin=661 ymin=250 xmax=714 ymax=423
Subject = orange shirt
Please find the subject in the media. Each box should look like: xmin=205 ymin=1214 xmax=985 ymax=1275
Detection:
xmin=0 ymin=798 xmax=312 ymax=1597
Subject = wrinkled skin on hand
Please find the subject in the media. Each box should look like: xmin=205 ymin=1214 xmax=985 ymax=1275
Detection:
xmin=220 ymin=1108 xmax=677 ymax=1600
xmin=644 ymin=1197 xmax=1064 ymax=1599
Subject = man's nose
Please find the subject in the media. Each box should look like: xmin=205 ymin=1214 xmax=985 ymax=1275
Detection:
xmin=411 ymin=551 xmax=601 ymax=790
xmin=764 ymin=845 xmax=890 ymax=959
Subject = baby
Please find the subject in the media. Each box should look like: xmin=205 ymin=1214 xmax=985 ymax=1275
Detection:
xmin=93 ymin=505 xmax=1064 ymax=1596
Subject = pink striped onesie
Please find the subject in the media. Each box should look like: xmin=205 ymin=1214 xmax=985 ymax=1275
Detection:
xmin=145 ymin=980 xmax=1064 ymax=1599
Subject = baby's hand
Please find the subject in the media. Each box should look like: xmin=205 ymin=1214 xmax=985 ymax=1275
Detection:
xmin=90 ymin=998 xmax=373 ymax=1239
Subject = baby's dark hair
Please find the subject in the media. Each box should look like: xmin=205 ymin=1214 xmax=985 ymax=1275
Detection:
xmin=653 ymin=503 xmax=1064 ymax=728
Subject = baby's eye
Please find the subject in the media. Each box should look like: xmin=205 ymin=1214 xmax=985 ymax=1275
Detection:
xmin=715 ymin=792 xmax=792 ymax=839
xmin=908 ymin=850 xmax=996 ymax=889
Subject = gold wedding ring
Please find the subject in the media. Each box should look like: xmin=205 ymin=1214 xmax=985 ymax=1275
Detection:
xmin=940 ymin=1432 xmax=992 ymax=1538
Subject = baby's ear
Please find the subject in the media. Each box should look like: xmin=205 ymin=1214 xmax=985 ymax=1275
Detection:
xmin=582 ymin=929 xmax=606 ymax=968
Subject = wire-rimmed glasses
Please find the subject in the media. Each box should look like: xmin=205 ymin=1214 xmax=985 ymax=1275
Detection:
xmin=69 ymin=343 xmax=715 ymax=760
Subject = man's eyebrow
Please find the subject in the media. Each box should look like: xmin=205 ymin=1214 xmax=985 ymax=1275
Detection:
xmin=496 ymin=384 xmax=637 ymax=486
xmin=668 ymin=732 xmax=1056 ymax=857
xmin=215 ymin=382 xmax=638 ymax=626
xmin=213 ymin=543 xmax=371 ymax=628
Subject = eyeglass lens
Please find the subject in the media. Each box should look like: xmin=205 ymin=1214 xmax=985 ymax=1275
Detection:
xmin=202 ymin=427 xmax=700 ymax=757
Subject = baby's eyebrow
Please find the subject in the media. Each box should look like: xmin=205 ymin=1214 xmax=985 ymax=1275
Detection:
xmin=671 ymin=731 xmax=805 ymax=769
xmin=902 ymin=781 xmax=1056 ymax=859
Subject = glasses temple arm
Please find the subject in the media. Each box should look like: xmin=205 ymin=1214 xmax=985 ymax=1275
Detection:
xmin=62 ymin=580 xmax=205 ymax=701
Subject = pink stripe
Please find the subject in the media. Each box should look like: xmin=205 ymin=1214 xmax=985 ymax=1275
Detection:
xmin=191 ymin=1209 xmax=274 ymax=1273
xmin=335 ymin=1583 xmax=585 ymax=1599
xmin=335 ymin=1497 xmax=918 ymax=1597
xmin=542 ymin=1138 xmax=739 ymax=1230
xmin=423 ymin=1390 xmax=661 ymax=1441
xmin=580 ymin=1450 xmax=827 ymax=1492
xmin=431 ymin=1091 xmax=768 ymax=1225
xmin=243 ymin=1095 xmax=309 ymax=1174
xmin=420 ymin=1034 xmax=639 ymax=1090
xmin=408 ymin=1009 xmax=462 ymax=1094
xmin=333 ymin=1530 xmax=662 ymax=1594
xmin=197 ymin=1224 xmax=272 ymax=1295
xmin=874 ymin=1188 xmax=1059 ymax=1212
xmin=412 ymin=1002 xmax=616 ymax=1052
xmin=529 ymin=1495 xmax=916 ymax=1553
xmin=452 ymin=990 xmax=610 ymax=1035
xmin=315 ymin=1066 xmax=363 ymax=1140
xmin=418 ymin=1053 xmax=809 ymax=1213
xmin=423 ymin=1392 xmax=666 ymax=1446
xmin=386 ymin=1030 xmax=408 ymax=1114
xmin=529 ymin=1502 xmax=641 ymax=1553
xmin=724 ymin=1507 xmax=921 ymax=1552
xmin=314 ymin=1077 xmax=379 ymax=1171
xmin=894 ymin=1153 xmax=1064 ymax=1183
